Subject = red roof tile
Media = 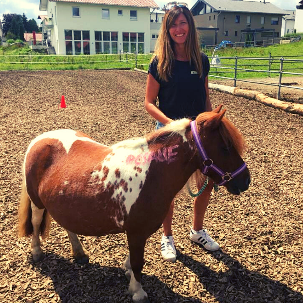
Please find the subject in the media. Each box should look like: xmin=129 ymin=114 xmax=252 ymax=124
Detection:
xmin=24 ymin=33 xmax=43 ymax=42
xmin=50 ymin=0 xmax=159 ymax=8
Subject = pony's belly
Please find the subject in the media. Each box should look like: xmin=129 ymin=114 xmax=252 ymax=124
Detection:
xmin=44 ymin=197 xmax=126 ymax=236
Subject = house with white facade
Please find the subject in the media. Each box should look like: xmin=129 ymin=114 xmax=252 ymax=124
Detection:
xmin=295 ymin=0 xmax=303 ymax=33
xmin=39 ymin=0 xmax=158 ymax=55
xmin=281 ymin=11 xmax=295 ymax=37
xmin=150 ymin=8 xmax=164 ymax=52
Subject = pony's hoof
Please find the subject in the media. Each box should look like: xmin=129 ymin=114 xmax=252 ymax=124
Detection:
xmin=74 ymin=254 xmax=89 ymax=264
xmin=132 ymin=293 xmax=149 ymax=303
xmin=32 ymin=252 xmax=44 ymax=262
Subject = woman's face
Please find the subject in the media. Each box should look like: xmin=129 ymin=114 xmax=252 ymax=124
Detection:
xmin=168 ymin=13 xmax=189 ymax=45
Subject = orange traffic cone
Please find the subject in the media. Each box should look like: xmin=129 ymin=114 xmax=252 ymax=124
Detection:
xmin=59 ymin=95 xmax=66 ymax=108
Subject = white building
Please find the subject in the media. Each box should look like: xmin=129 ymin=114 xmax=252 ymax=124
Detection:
xmin=150 ymin=9 xmax=164 ymax=52
xmin=295 ymin=2 xmax=303 ymax=33
xmin=39 ymin=0 xmax=158 ymax=55
xmin=281 ymin=11 xmax=295 ymax=37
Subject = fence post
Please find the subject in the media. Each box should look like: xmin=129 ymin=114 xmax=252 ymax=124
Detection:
xmin=277 ymin=57 xmax=284 ymax=100
xmin=268 ymin=52 xmax=272 ymax=77
xmin=234 ymin=56 xmax=238 ymax=87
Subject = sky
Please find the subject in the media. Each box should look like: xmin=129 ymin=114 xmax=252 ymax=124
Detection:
xmin=0 ymin=0 xmax=300 ymax=22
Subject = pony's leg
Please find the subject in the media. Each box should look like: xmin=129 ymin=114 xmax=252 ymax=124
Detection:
xmin=123 ymin=253 xmax=132 ymax=281
xmin=31 ymin=202 xmax=45 ymax=262
xmin=66 ymin=230 xmax=89 ymax=264
xmin=127 ymin=234 xmax=149 ymax=303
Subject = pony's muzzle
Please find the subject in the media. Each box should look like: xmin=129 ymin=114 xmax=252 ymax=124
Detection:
xmin=226 ymin=172 xmax=251 ymax=195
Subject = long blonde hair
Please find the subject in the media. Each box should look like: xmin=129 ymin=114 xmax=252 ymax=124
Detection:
xmin=153 ymin=6 xmax=202 ymax=81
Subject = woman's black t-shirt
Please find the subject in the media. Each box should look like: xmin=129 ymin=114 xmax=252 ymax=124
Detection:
xmin=148 ymin=53 xmax=210 ymax=120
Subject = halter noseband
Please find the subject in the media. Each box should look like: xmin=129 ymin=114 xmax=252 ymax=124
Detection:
xmin=190 ymin=120 xmax=247 ymax=186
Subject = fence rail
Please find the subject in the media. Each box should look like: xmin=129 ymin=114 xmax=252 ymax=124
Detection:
xmin=209 ymin=54 xmax=303 ymax=100
xmin=0 ymin=53 xmax=150 ymax=70
xmin=0 ymin=52 xmax=302 ymax=100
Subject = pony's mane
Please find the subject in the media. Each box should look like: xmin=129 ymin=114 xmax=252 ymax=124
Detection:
xmin=197 ymin=111 xmax=246 ymax=156
xmin=147 ymin=118 xmax=190 ymax=145
xmin=112 ymin=119 xmax=190 ymax=150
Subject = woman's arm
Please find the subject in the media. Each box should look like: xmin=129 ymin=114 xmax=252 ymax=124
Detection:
xmin=204 ymin=76 xmax=212 ymax=111
xmin=144 ymin=73 xmax=173 ymax=125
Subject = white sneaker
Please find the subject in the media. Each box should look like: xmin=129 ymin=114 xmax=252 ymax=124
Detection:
xmin=161 ymin=235 xmax=177 ymax=262
xmin=190 ymin=228 xmax=220 ymax=251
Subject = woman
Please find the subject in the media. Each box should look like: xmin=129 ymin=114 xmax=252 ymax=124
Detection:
xmin=144 ymin=4 xmax=220 ymax=263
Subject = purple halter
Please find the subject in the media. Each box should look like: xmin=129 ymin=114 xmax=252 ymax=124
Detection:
xmin=190 ymin=120 xmax=247 ymax=186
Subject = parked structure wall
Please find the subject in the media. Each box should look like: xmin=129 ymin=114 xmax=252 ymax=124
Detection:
xmin=295 ymin=9 xmax=303 ymax=33
xmin=44 ymin=1 xmax=151 ymax=55
xmin=194 ymin=11 xmax=282 ymax=45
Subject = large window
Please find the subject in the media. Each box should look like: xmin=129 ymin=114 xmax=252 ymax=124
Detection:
xmin=123 ymin=32 xmax=144 ymax=53
xmin=130 ymin=10 xmax=137 ymax=20
xmin=102 ymin=9 xmax=110 ymax=19
xmin=271 ymin=17 xmax=279 ymax=25
xmin=65 ymin=30 xmax=90 ymax=55
xmin=72 ymin=7 xmax=80 ymax=17
xmin=235 ymin=15 xmax=240 ymax=23
xmin=95 ymin=31 xmax=118 ymax=54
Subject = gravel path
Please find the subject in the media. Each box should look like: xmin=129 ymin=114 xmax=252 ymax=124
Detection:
xmin=211 ymin=76 xmax=303 ymax=104
xmin=0 ymin=70 xmax=302 ymax=303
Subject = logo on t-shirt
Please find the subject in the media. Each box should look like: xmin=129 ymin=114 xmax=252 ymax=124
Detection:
xmin=191 ymin=71 xmax=197 ymax=75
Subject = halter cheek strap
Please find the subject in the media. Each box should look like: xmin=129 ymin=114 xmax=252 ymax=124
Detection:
xmin=190 ymin=121 xmax=247 ymax=186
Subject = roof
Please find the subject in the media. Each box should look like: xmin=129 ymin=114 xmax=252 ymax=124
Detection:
xmin=48 ymin=0 xmax=159 ymax=8
xmin=24 ymin=33 xmax=43 ymax=42
xmin=283 ymin=10 xmax=295 ymax=20
xmin=191 ymin=0 xmax=287 ymax=15
xmin=38 ymin=15 xmax=48 ymax=21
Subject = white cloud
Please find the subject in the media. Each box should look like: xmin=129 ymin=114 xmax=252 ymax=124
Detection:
xmin=0 ymin=0 xmax=42 ymax=21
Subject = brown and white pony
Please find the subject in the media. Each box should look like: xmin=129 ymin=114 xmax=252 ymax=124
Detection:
xmin=18 ymin=105 xmax=250 ymax=303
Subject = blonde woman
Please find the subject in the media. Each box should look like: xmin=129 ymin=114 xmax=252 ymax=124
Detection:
xmin=144 ymin=4 xmax=219 ymax=262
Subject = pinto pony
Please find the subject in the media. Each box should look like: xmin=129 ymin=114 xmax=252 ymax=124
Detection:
xmin=18 ymin=105 xmax=250 ymax=303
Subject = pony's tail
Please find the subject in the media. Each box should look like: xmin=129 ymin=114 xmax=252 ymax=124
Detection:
xmin=18 ymin=179 xmax=51 ymax=239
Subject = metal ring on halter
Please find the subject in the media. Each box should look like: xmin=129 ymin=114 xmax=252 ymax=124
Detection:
xmin=222 ymin=172 xmax=232 ymax=182
xmin=203 ymin=159 xmax=213 ymax=167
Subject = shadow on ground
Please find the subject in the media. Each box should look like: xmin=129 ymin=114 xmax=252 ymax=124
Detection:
xmin=28 ymin=250 xmax=303 ymax=303
xmin=178 ymin=250 xmax=303 ymax=303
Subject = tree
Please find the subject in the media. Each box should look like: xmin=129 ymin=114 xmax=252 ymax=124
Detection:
xmin=27 ymin=19 xmax=39 ymax=33
xmin=9 ymin=15 xmax=25 ymax=40
xmin=2 ymin=14 xmax=16 ymax=36
xmin=22 ymin=13 xmax=28 ymax=32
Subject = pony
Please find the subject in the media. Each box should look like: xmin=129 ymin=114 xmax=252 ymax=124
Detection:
xmin=18 ymin=105 xmax=250 ymax=303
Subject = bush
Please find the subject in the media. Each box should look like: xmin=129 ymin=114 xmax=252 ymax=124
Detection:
xmin=6 ymin=39 xmax=15 ymax=44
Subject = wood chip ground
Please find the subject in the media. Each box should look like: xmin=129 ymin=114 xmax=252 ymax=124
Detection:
xmin=0 ymin=70 xmax=302 ymax=302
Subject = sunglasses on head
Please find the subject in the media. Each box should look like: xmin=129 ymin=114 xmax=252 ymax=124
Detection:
xmin=165 ymin=2 xmax=188 ymax=11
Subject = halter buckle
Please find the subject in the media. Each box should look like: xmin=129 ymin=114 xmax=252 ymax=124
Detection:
xmin=222 ymin=172 xmax=232 ymax=182
xmin=203 ymin=159 xmax=213 ymax=167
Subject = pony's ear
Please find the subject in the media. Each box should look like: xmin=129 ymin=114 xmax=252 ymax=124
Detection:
xmin=212 ymin=104 xmax=224 ymax=113
xmin=205 ymin=109 xmax=226 ymax=129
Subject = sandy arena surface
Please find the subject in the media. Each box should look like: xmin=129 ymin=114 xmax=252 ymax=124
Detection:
xmin=0 ymin=70 xmax=302 ymax=302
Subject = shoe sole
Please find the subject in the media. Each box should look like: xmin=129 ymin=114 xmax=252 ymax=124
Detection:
xmin=190 ymin=238 xmax=220 ymax=252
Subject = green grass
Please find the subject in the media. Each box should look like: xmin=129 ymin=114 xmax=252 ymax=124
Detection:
xmin=0 ymin=39 xmax=302 ymax=81
xmin=203 ymin=38 xmax=303 ymax=80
